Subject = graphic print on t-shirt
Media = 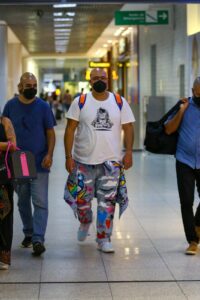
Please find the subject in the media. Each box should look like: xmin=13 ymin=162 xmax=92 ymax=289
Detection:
xmin=91 ymin=107 xmax=113 ymax=130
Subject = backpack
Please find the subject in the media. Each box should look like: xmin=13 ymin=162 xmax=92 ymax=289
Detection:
xmin=78 ymin=93 xmax=123 ymax=110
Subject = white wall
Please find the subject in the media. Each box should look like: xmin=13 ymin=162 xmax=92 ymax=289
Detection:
xmin=22 ymin=58 xmax=40 ymax=93
xmin=138 ymin=4 xmax=189 ymax=147
xmin=7 ymin=43 xmax=23 ymax=99
xmin=0 ymin=21 xmax=8 ymax=110
xmin=7 ymin=27 xmax=29 ymax=102
xmin=139 ymin=4 xmax=188 ymax=104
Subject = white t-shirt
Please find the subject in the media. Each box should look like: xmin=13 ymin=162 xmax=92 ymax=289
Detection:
xmin=67 ymin=92 xmax=135 ymax=164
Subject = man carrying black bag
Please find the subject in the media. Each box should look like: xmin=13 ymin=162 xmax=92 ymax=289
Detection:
xmin=165 ymin=76 xmax=200 ymax=255
xmin=3 ymin=72 xmax=56 ymax=256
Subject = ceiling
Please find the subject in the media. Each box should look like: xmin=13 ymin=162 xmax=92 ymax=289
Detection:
xmin=0 ymin=1 xmax=194 ymax=63
xmin=0 ymin=3 xmax=124 ymax=56
xmin=0 ymin=0 xmax=197 ymax=3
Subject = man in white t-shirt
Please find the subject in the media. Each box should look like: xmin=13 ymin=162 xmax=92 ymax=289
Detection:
xmin=64 ymin=68 xmax=135 ymax=253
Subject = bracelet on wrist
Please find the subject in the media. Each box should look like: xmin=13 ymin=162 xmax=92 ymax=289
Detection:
xmin=65 ymin=154 xmax=72 ymax=159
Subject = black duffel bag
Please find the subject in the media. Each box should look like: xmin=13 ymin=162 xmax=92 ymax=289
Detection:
xmin=144 ymin=100 xmax=182 ymax=154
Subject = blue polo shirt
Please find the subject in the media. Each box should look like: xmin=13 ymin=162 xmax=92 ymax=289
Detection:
xmin=3 ymin=97 xmax=56 ymax=172
xmin=175 ymin=97 xmax=200 ymax=169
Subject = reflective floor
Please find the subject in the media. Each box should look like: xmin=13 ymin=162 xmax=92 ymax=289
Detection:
xmin=1 ymin=121 xmax=200 ymax=299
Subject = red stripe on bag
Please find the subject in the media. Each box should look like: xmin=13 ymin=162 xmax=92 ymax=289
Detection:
xmin=20 ymin=153 xmax=29 ymax=176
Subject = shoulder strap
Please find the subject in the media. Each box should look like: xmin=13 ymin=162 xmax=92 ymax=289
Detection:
xmin=78 ymin=94 xmax=87 ymax=110
xmin=113 ymin=93 xmax=123 ymax=110
xmin=160 ymin=100 xmax=183 ymax=123
xmin=78 ymin=93 xmax=123 ymax=110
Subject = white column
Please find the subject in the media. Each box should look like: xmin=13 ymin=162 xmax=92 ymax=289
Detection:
xmin=8 ymin=43 xmax=22 ymax=99
xmin=0 ymin=21 xmax=8 ymax=110
xmin=23 ymin=57 xmax=40 ymax=92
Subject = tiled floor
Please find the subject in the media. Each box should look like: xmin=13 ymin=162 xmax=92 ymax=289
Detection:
xmin=1 ymin=121 xmax=200 ymax=299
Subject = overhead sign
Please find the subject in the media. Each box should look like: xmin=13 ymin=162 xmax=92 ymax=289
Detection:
xmin=115 ymin=10 xmax=169 ymax=25
xmin=89 ymin=62 xmax=110 ymax=68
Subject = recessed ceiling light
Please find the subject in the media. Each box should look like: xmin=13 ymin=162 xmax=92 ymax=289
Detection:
xmin=66 ymin=12 xmax=75 ymax=17
xmin=54 ymin=32 xmax=70 ymax=39
xmin=54 ymin=24 xmax=72 ymax=28
xmin=54 ymin=18 xmax=73 ymax=22
xmin=54 ymin=37 xmax=70 ymax=41
xmin=55 ymin=40 xmax=69 ymax=44
xmin=53 ymin=12 xmax=62 ymax=17
xmin=54 ymin=31 xmax=70 ymax=34
xmin=54 ymin=35 xmax=70 ymax=39
xmin=53 ymin=4 xmax=77 ymax=8
xmin=54 ymin=28 xmax=71 ymax=32
xmin=54 ymin=36 xmax=69 ymax=40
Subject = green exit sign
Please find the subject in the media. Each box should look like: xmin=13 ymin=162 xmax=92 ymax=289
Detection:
xmin=115 ymin=10 xmax=169 ymax=25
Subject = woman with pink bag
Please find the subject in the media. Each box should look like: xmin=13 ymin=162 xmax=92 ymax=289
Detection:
xmin=0 ymin=116 xmax=16 ymax=270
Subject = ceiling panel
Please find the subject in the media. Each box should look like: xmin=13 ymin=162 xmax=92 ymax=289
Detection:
xmin=0 ymin=3 xmax=123 ymax=55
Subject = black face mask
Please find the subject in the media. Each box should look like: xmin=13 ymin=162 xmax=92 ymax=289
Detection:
xmin=193 ymin=96 xmax=200 ymax=107
xmin=23 ymin=88 xmax=37 ymax=100
xmin=93 ymin=80 xmax=107 ymax=93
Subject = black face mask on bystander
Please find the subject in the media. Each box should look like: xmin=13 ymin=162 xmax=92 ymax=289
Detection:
xmin=23 ymin=88 xmax=37 ymax=100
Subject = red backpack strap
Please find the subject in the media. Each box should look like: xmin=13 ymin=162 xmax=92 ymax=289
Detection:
xmin=113 ymin=93 xmax=123 ymax=110
xmin=78 ymin=93 xmax=87 ymax=110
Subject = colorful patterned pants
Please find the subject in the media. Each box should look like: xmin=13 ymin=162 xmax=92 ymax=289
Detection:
xmin=73 ymin=161 xmax=120 ymax=242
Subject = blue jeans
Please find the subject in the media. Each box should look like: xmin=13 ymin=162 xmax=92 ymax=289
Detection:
xmin=16 ymin=173 xmax=49 ymax=244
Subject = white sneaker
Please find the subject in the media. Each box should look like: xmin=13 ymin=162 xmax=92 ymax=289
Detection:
xmin=0 ymin=262 xmax=9 ymax=270
xmin=97 ymin=241 xmax=115 ymax=253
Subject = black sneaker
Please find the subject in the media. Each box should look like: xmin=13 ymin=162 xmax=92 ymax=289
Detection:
xmin=32 ymin=242 xmax=46 ymax=256
xmin=21 ymin=236 xmax=32 ymax=248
